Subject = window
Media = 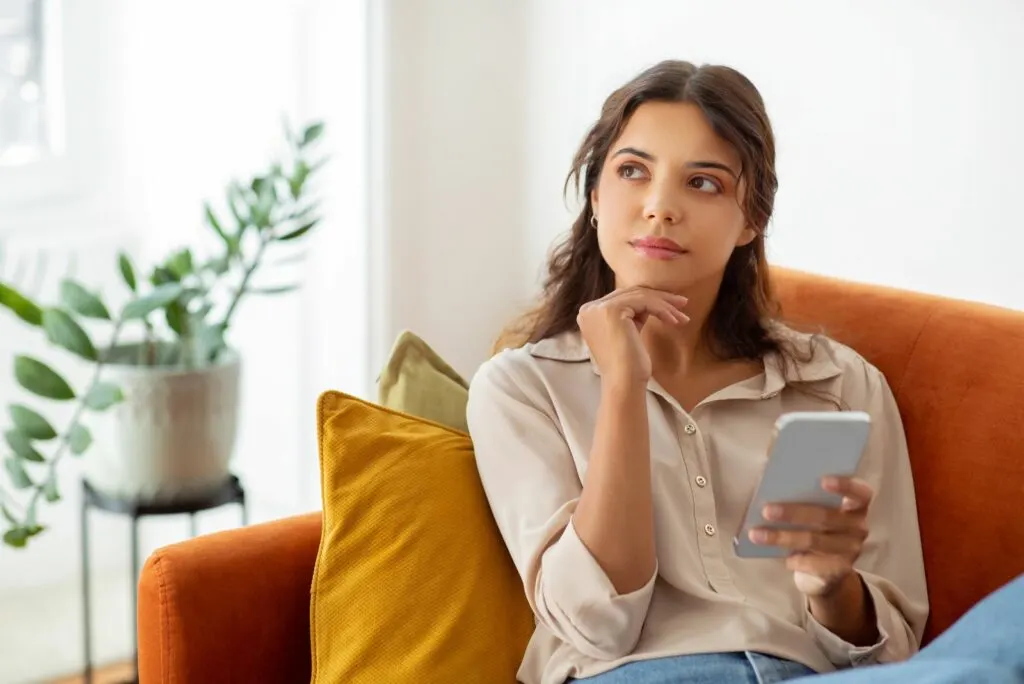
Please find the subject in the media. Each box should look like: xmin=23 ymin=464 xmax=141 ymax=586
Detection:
xmin=0 ymin=0 xmax=61 ymax=166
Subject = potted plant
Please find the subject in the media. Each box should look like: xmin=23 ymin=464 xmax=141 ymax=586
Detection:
xmin=0 ymin=119 xmax=326 ymax=549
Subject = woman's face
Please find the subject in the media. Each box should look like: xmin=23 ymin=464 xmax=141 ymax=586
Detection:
xmin=591 ymin=101 xmax=756 ymax=294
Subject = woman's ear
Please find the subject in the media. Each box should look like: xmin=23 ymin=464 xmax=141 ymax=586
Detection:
xmin=590 ymin=189 xmax=599 ymax=219
xmin=736 ymin=225 xmax=757 ymax=247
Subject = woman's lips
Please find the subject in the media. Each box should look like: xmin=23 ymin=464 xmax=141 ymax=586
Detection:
xmin=633 ymin=245 xmax=686 ymax=260
xmin=630 ymin=237 xmax=687 ymax=260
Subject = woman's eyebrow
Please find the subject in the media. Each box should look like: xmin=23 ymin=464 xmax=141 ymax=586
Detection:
xmin=685 ymin=160 xmax=738 ymax=179
xmin=612 ymin=147 xmax=738 ymax=179
xmin=613 ymin=146 xmax=657 ymax=161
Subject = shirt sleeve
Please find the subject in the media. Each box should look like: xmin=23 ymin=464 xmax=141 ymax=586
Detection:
xmin=805 ymin=363 xmax=930 ymax=667
xmin=466 ymin=356 xmax=657 ymax=660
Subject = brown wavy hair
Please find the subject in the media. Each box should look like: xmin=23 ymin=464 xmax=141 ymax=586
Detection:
xmin=495 ymin=60 xmax=793 ymax=365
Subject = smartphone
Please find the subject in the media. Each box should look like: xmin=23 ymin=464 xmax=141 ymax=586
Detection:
xmin=733 ymin=411 xmax=872 ymax=559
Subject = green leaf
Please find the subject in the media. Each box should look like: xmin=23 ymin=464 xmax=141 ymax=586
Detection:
xmin=4 ymin=430 xmax=44 ymax=462
xmin=4 ymin=456 xmax=32 ymax=489
xmin=84 ymin=382 xmax=123 ymax=411
xmin=228 ymin=182 xmax=251 ymax=229
xmin=282 ymin=115 xmax=296 ymax=145
xmin=276 ymin=220 xmax=319 ymax=242
xmin=68 ymin=424 xmax=91 ymax=455
xmin=194 ymin=302 xmax=213 ymax=321
xmin=289 ymin=161 xmax=311 ymax=198
xmin=118 ymin=251 xmax=138 ymax=292
xmin=60 ymin=280 xmax=111 ymax=320
xmin=166 ymin=249 xmax=194 ymax=279
xmin=150 ymin=266 xmax=178 ymax=286
xmin=24 ymin=496 xmax=37 ymax=528
xmin=43 ymin=308 xmax=98 ymax=361
xmin=165 ymin=301 xmax=186 ymax=335
xmin=9 ymin=404 xmax=57 ymax=440
xmin=197 ymin=323 xmax=227 ymax=364
xmin=301 ymin=121 xmax=325 ymax=147
xmin=0 ymin=283 xmax=43 ymax=326
xmin=204 ymin=202 xmax=230 ymax=245
xmin=14 ymin=356 xmax=75 ymax=400
xmin=250 ymin=187 xmax=274 ymax=229
xmin=1 ymin=505 xmax=17 ymax=525
xmin=3 ymin=527 xmax=28 ymax=548
xmin=121 ymin=283 xmax=185 ymax=320
xmin=247 ymin=284 xmax=300 ymax=295
xmin=289 ymin=200 xmax=321 ymax=221
xmin=203 ymin=256 xmax=231 ymax=275
xmin=42 ymin=473 xmax=60 ymax=502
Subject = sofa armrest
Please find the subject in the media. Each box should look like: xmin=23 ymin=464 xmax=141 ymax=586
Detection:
xmin=138 ymin=511 xmax=321 ymax=684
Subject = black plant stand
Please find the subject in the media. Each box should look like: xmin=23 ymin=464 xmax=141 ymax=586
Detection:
xmin=80 ymin=475 xmax=247 ymax=684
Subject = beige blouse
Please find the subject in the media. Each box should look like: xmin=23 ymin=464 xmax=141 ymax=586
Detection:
xmin=466 ymin=325 xmax=929 ymax=684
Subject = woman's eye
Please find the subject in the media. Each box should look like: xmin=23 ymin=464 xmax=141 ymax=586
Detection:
xmin=690 ymin=176 xmax=720 ymax=194
xmin=617 ymin=163 xmax=647 ymax=180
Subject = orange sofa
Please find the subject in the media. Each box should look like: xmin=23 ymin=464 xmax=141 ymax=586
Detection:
xmin=137 ymin=268 xmax=1024 ymax=683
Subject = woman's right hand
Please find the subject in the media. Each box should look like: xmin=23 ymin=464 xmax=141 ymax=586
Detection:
xmin=576 ymin=286 xmax=689 ymax=388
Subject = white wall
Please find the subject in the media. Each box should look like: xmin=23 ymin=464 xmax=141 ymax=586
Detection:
xmin=520 ymin=0 xmax=1024 ymax=312
xmin=379 ymin=0 xmax=1024 ymax=388
xmin=0 ymin=1 xmax=368 ymax=682
xmin=371 ymin=0 xmax=531 ymax=380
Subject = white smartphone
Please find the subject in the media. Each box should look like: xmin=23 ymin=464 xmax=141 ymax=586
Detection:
xmin=733 ymin=411 xmax=872 ymax=559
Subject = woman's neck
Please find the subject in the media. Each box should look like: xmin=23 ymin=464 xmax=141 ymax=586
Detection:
xmin=641 ymin=281 xmax=719 ymax=378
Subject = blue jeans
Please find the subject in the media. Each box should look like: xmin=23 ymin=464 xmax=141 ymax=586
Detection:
xmin=570 ymin=651 xmax=815 ymax=683
xmin=573 ymin=574 xmax=1024 ymax=684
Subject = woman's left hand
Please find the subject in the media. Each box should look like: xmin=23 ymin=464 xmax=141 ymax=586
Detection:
xmin=749 ymin=476 xmax=874 ymax=596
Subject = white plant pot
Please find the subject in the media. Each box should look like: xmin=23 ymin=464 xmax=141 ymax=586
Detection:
xmin=82 ymin=344 xmax=242 ymax=502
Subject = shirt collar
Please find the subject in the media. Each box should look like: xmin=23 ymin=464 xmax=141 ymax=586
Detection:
xmin=525 ymin=323 xmax=843 ymax=397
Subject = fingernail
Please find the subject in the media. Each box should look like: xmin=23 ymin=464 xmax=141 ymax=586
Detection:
xmin=822 ymin=476 xmax=839 ymax=489
xmin=763 ymin=505 xmax=782 ymax=520
xmin=749 ymin=529 xmax=769 ymax=543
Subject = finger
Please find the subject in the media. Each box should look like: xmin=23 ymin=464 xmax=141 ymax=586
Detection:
xmin=821 ymin=476 xmax=873 ymax=511
xmin=620 ymin=303 xmax=686 ymax=328
xmin=619 ymin=291 xmax=689 ymax=323
xmin=625 ymin=286 xmax=688 ymax=304
xmin=651 ymin=301 xmax=689 ymax=325
xmin=761 ymin=503 xmax=858 ymax=532
xmin=648 ymin=289 xmax=689 ymax=307
xmin=748 ymin=527 xmax=862 ymax=555
xmin=604 ymin=287 xmax=689 ymax=310
xmin=615 ymin=297 xmax=688 ymax=325
xmin=785 ymin=554 xmax=852 ymax=586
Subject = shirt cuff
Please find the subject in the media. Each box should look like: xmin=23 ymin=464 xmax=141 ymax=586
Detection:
xmin=539 ymin=517 xmax=657 ymax=657
xmin=804 ymin=574 xmax=891 ymax=667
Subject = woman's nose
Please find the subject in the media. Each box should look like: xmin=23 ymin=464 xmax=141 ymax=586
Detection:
xmin=643 ymin=179 xmax=682 ymax=224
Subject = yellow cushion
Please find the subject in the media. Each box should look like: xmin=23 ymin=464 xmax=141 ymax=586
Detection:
xmin=376 ymin=330 xmax=470 ymax=432
xmin=310 ymin=390 xmax=535 ymax=683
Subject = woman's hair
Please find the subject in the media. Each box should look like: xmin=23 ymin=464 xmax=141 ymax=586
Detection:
xmin=495 ymin=59 xmax=791 ymax=363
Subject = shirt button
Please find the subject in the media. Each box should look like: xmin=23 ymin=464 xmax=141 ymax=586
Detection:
xmin=684 ymin=423 xmax=697 ymax=435
xmin=704 ymin=523 xmax=716 ymax=536
xmin=695 ymin=475 xmax=707 ymax=487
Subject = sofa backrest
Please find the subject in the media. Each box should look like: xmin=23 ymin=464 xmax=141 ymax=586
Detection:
xmin=774 ymin=267 xmax=1024 ymax=643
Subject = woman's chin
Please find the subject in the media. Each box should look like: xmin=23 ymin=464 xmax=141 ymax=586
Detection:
xmin=615 ymin=273 xmax=693 ymax=294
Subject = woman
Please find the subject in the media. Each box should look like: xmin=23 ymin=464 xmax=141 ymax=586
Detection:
xmin=466 ymin=60 xmax=1024 ymax=684
xmin=466 ymin=59 xmax=924 ymax=684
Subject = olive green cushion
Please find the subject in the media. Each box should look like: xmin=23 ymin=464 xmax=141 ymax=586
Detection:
xmin=376 ymin=331 xmax=469 ymax=433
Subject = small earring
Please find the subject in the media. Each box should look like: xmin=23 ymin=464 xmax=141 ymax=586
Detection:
xmin=590 ymin=215 xmax=598 ymax=229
